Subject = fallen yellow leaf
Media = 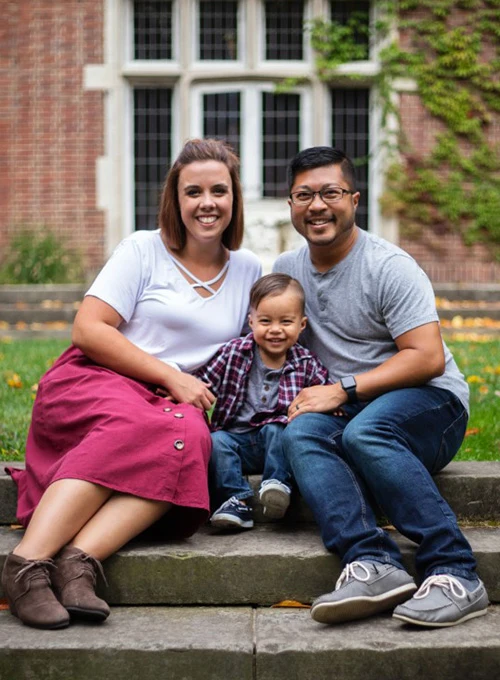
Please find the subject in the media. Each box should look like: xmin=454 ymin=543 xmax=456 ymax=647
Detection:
xmin=6 ymin=372 xmax=22 ymax=388
xmin=271 ymin=600 xmax=311 ymax=609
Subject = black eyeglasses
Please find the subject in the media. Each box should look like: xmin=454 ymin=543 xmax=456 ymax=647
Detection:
xmin=289 ymin=187 xmax=355 ymax=206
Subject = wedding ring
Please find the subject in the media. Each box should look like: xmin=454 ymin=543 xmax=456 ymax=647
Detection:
xmin=296 ymin=404 xmax=300 ymax=411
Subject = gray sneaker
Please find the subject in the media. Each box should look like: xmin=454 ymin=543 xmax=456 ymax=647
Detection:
xmin=310 ymin=560 xmax=417 ymax=624
xmin=393 ymin=574 xmax=489 ymax=628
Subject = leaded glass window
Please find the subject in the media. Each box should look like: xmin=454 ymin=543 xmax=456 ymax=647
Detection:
xmin=331 ymin=88 xmax=369 ymax=229
xmin=134 ymin=89 xmax=172 ymax=231
xmin=262 ymin=92 xmax=301 ymax=197
xmin=203 ymin=92 xmax=241 ymax=157
xmin=265 ymin=1 xmax=304 ymax=60
xmin=134 ymin=1 xmax=173 ymax=60
xmin=199 ymin=1 xmax=239 ymax=60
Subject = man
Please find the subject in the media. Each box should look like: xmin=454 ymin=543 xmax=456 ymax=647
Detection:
xmin=273 ymin=146 xmax=488 ymax=628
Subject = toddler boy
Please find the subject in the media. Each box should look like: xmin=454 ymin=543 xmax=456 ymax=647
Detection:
xmin=195 ymin=273 xmax=329 ymax=530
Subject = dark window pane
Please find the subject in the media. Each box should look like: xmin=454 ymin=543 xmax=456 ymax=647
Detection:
xmin=134 ymin=1 xmax=173 ymax=60
xmin=330 ymin=1 xmax=370 ymax=59
xmin=203 ymin=92 xmax=241 ymax=158
xmin=331 ymin=88 xmax=369 ymax=230
xmin=134 ymin=89 xmax=172 ymax=231
xmin=262 ymin=92 xmax=300 ymax=197
xmin=265 ymin=1 xmax=304 ymax=60
xmin=199 ymin=1 xmax=238 ymax=60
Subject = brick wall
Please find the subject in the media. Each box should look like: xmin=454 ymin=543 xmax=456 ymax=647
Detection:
xmin=1 ymin=2 xmax=498 ymax=284
xmin=1 ymin=1 xmax=105 ymax=271
xmin=397 ymin=93 xmax=500 ymax=282
xmin=395 ymin=4 xmax=500 ymax=284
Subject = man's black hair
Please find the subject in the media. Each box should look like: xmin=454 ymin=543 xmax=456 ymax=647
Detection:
xmin=287 ymin=147 xmax=357 ymax=192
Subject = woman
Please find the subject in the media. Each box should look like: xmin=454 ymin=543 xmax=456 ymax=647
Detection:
xmin=2 ymin=138 xmax=262 ymax=629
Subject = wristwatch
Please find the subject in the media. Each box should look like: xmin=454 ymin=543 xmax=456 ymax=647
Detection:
xmin=340 ymin=375 xmax=358 ymax=403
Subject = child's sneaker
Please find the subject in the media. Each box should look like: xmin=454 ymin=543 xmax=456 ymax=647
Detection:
xmin=259 ymin=479 xmax=291 ymax=519
xmin=210 ymin=497 xmax=254 ymax=530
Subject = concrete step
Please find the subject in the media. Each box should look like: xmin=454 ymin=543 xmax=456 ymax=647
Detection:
xmin=433 ymin=283 xmax=500 ymax=303
xmin=0 ymin=605 xmax=499 ymax=680
xmin=0 ymin=284 xmax=86 ymax=304
xmin=438 ymin=305 xmax=500 ymax=321
xmin=1 ymin=523 xmax=499 ymax=605
xmin=0 ymin=303 xmax=78 ymax=324
xmin=0 ymin=327 xmax=72 ymax=339
xmin=0 ymin=284 xmax=84 ymax=337
xmin=3 ymin=461 xmax=500 ymax=526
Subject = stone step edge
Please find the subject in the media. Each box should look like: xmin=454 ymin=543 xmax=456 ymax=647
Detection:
xmin=2 ymin=461 xmax=500 ymax=526
xmin=1 ymin=524 xmax=499 ymax=605
xmin=0 ymin=284 xmax=86 ymax=305
xmin=1 ymin=606 xmax=500 ymax=680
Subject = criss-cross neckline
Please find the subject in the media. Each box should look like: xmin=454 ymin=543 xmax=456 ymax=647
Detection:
xmin=168 ymin=252 xmax=230 ymax=296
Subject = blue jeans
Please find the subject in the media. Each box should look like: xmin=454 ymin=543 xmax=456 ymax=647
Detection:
xmin=210 ymin=423 xmax=291 ymax=506
xmin=282 ymin=386 xmax=477 ymax=580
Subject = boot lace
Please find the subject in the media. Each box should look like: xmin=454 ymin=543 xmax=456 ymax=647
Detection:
xmin=66 ymin=551 xmax=109 ymax=587
xmin=15 ymin=558 xmax=56 ymax=585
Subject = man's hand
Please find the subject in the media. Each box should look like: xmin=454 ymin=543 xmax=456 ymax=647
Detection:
xmin=288 ymin=384 xmax=347 ymax=422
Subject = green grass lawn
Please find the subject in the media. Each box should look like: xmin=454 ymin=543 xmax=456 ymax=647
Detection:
xmin=0 ymin=336 xmax=499 ymax=463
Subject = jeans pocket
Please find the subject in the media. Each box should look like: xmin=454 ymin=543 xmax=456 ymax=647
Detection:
xmin=432 ymin=408 xmax=468 ymax=474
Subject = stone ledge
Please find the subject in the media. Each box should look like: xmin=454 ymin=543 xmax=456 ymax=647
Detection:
xmin=2 ymin=461 xmax=500 ymax=526
xmin=1 ymin=524 xmax=499 ymax=605
xmin=1 ymin=605 xmax=499 ymax=680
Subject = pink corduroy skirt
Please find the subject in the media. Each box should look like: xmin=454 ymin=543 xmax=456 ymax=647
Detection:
xmin=7 ymin=345 xmax=212 ymax=539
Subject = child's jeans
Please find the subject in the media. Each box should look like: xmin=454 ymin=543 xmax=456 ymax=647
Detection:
xmin=210 ymin=423 xmax=292 ymax=507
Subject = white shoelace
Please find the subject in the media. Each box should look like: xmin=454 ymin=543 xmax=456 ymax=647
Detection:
xmin=414 ymin=574 xmax=467 ymax=600
xmin=335 ymin=561 xmax=372 ymax=591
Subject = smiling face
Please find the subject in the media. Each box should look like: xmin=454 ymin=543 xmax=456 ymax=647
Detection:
xmin=249 ymin=288 xmax=307 ymax=368
xmin=288 ymin=164 xmax=360 ymax=252
xmin=178 ymin=160 xmax=233 ymax=247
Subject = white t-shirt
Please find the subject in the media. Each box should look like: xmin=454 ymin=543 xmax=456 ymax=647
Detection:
xmin=86 ymin=230 xmax=262 ymax=372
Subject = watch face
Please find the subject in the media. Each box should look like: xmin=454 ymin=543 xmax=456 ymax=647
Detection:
xmin=341 ymin=376 xmax=356 ymax=390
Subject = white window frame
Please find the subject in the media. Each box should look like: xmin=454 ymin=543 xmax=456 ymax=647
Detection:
xmin=257 ymin=0 xmax=313 ymax=71
xmin=191 ymin=81 xmax=312 ymax=200
xmin=123 ymin=0 xmax=181 ymax=77
xmin=191 ymin=0 xmax=245 ymax=70
xmin=123 ymin=81 xmax=181 ymax=235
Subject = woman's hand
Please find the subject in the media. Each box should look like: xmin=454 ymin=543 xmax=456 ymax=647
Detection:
xmin=164 ymin=373 xmax=216 ymax=411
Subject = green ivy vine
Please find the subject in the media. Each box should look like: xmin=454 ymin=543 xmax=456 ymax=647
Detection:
xmin=309 ymin=0 xmax=500 ymax=259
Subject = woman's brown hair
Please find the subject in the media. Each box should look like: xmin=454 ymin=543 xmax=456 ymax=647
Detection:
xmin=158 ymin=138 xmax=244 ymax=251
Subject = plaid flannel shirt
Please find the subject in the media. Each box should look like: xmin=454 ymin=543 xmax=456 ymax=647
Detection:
xmin=194 ymin=332 xmax=330 ymax=431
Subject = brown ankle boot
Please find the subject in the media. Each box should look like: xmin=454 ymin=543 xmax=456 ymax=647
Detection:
xmin=52 ymin=546 xmax=110 ymax=622
xmin=1 ymin=552 xmax=70 ymax=629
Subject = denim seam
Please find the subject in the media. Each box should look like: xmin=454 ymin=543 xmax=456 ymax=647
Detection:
xmin=331 ymin=434 xmax=392 ymax=563
xmin=388 ymin=420 xmax=469 ymax=569
xmin=435 ymin=409 xmax=468 ymax=474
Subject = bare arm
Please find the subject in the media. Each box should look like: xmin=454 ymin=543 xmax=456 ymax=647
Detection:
xmin=288 ymin=322 xmax=445 ymax=421
xmin=72 ymin=296 xmax=215 ymax=410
